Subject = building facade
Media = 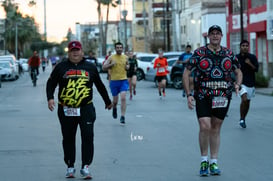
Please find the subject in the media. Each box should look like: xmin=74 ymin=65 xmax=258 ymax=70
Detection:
xmin=75 ymin=20 xmax=132 ymax=56
xmin=132 ymin=0 xmax=150 ymax=52
xmin=226 ymin=0 xmax=273 ymax=78
xmin=180 ymin=0 xmax=226 ymax=50
xmin=132 ymin=0 xmax=226 ymax=53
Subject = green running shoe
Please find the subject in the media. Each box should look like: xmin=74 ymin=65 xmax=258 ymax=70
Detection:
xmin=210 ymin=162 xmax=221 ymax=175
xmin=199 ymin=161 xmax=209 ymax=176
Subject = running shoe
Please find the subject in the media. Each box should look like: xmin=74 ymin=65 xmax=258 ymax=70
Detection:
xmin=112 ymin=107 xmax=117 ymax=119
xmin=120 ymin=116 xmax=125 ymax=124
xmin=129 ymin=95 xmax=132 ymax=100
xmin=209 ymin=163 xmax=221 ymax=175
xmin=199 ymin=161 xmax=209 ymax=176
xmin=239 ymin=119 xmax=246 ymax=128
xmin=66 ymin=167 xmax=76 ymax=178
xmin=80 ymin=165 xmax=92 ymax=180
xmin=182 ymin=90 xmax=186 ymax=97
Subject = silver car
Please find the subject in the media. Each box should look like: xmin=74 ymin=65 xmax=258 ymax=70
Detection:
xmin=0 ymin=61 xmax=18 ymax=81
xmin=0 ymin=55 xmax=19 ymax=79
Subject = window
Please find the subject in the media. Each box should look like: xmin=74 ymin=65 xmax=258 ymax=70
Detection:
xmin=231 ymin=0 xmax=248 ymax=13
xmin=251 ymin=0 xmax=266 ymax=8
xmin=230 ymin=32 xmax=247 ymax=55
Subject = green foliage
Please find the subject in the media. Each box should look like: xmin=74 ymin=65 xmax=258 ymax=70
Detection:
xmin=255 ymin=72 xmax=270 ymax=88
xmin=1 ymin=0 xmax=43 ymax=55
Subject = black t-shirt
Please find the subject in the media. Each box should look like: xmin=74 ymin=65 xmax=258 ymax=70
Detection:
xmin=236 ymin=53 xmax=259 ymax=87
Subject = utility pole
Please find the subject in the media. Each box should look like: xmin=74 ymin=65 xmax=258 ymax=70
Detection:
xmin=176 ymin=0 xmax=182 ymax=51
xmin=240 ymin=0 xmax=244 ymax=41
xmin=142 ymin=0 xmax=148 ymax=52
xmin=15 ymin=23 xmax=18 ymax=59
xmin=122 ymin=9 xmax=128 ymax=51
xmin=163 ymin=0 xmax=166 ymax=51
xmin=171 ymin=0 xmax=177 ymax=51
xmin=166 ymin=0 xmax=170 ymax=51
xmin=44 ymin=0 xmax=47 ymax=41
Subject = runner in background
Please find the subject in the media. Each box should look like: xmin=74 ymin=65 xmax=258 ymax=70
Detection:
xmin=154 ymin=48 xmax=168 ymax=99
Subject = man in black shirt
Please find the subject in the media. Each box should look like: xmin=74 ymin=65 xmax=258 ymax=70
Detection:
xmin=236 ymin=40 xmax=259 ymax=128
xmin=46 ymin=40 xmax=112 ymax=179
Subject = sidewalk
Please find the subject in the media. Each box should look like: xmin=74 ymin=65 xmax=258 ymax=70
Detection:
xmin=256 ymin=78 xmax=273 ymax=96
xmin=256 ymin=87 xmax=273 ymax=96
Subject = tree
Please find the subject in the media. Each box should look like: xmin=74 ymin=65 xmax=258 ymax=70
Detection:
xmin=96 ymin=0 xmax=119 ymax=56
xmin=1 ymin=0 xmax=41 ymax=57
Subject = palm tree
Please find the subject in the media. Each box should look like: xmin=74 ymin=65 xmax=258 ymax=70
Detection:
xmin=96 ymin=0 xmax=119 ymax=56
xmin=1 ymin=0 xmax=40 ymax=56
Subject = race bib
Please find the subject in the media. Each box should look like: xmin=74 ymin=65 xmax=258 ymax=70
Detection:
xmin=212 ymin=97 xmax=228 ymax=108
xmin=158 ymin=68 xmax=165 ymax=73
xmin=63 ymin=107 xmax=81 ymax=116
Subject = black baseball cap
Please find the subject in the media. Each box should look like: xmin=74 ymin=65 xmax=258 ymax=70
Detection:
xmin=208 ymin=25 xmax=222 ymax=34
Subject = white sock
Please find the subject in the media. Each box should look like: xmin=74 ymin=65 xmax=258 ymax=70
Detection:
xmin=210 ymin=159 xmax=217 ymax=164
xmin=201 ymin=156 xmax=208 ymax=162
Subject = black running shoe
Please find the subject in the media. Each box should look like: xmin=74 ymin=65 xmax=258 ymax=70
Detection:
xmin=120 ymin=116 xmax=125 ymax=124
xmin=239 ymin=119 xmax=246 ymax=128
xmin=112 ymin=107 xmax=117 ymax=119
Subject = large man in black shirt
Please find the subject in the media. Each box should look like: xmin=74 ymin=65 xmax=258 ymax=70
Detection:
xmin=236 ymin=40 xmax=259 ymax=128
xmin=46 ymin=40 xmax=112 ymax=179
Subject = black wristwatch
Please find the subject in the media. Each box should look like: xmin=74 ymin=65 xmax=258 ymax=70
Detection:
xmin=187 ymin=93 xmax=193 ymax=98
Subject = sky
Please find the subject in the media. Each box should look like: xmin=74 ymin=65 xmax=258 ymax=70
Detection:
xmin=0 ymin=0 xmax=132 ymax=42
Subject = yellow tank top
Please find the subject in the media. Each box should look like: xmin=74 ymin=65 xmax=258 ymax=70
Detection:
xmin=109 ymin=54 xmax=128 ymax=80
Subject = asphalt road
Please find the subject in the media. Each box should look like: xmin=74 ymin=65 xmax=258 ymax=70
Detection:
xmin=0 ymin=66 xmax=273 ymax=181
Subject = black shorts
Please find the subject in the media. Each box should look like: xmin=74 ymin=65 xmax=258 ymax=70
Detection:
xmin=156 ymin=75 xmax=167 ymax=82
xmin=195 ymin=97 xmax=231 ymax=120
xmin=127 ymin=71 xmax=136 ymax=78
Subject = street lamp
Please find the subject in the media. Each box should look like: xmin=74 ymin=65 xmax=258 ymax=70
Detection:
xmin=122 ymin=9 xmax=128 ymax=51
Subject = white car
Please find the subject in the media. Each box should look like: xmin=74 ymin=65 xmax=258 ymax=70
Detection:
xmin=135 ymin=53 xmax=157 ymax=80
xmin=0 ymin=61 xmax=18 ymax=81
xmin=0 ymin=55 xmax=19 ymax=79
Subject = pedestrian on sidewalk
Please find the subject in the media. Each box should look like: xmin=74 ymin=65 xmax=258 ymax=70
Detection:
xmin=102 ymin=42 xmax=129 ymax=124
xmin=154 ymin=48 xmax=168 ymax=99
xmin=46 ymin=40 xmax=112 ymax=179
xmin=183 ymin=25 xmax=242 ymax=176
xmin=127 ymin=50 xmax=138 ymax=100
xmin=236 ymin=40 xmax=259 ymax=128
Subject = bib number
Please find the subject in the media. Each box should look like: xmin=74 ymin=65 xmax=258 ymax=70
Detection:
xmin=158 ymin=68 xmax=165 ymax=73
xmin=212 ymin=97 xmax=228 ymax=108
xmin=63 ymin=107 xmax=81 ymax=116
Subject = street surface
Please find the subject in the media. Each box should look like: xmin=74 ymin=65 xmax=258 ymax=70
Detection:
xmin=0 ymin=66 xmax=273 ymax=181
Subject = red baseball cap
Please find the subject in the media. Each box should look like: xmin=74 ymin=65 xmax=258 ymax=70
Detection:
xmin=68 ymin=41 xmax=82 ymax=51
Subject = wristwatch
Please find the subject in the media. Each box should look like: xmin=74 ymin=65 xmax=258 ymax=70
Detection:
xmin=187 ymin=93 xmax=193 ymax=98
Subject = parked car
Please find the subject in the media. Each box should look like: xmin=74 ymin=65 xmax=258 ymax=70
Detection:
xmin=96 ymin=57 xmax=106 ymax=73
xmin=135 ymin=53 xmax=157 ymax=81
xmin=145 ymin=57 xmax=178 ymax=87
xmin=170 ymin=61 xmax=184 ymax=89
xmin=0 ymin=61 xmax=18 ymax=81
xmin=0 ymin=55 xmax=19 ymax=79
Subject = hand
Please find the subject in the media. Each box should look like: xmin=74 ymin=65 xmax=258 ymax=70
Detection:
xmin=245 ymin=58 xmax=251 ymax=64
xmin=48 ymin=99 xmax=55 ymax=111
xmin=111 ymin=61 xmax=116 ymax=67
xmin=125 ymin=64 xmax=129 ymax=70
xmin=234 ymin=84 xmax=241 ymax=96
xmin=105 ymin=103 xmax=113 ymax=110
xmin=187 ymin=96 xmax=195 ymax=110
